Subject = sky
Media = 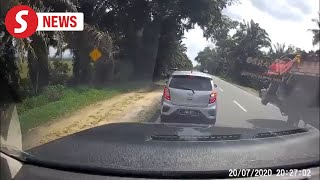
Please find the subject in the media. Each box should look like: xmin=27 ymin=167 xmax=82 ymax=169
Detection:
xmin=183 ymin=0 xmax=319 ymax=65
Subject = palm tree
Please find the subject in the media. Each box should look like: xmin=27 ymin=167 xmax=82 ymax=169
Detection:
xmin=233 ymin=20 xmax=271 ymax=58
xmin=46 ymin=1 xmax=114 ymax=84
xmin=309 ymin=13 xmax=320 ymax=46
xmin=272 ymin=43 xmax=286 ymax=55
xmin=1 ymin=0 xmax=114 ymax=90
xmin=268 ymin=43 xmax=299 ymax=59
xmin=245 ymin=20 xmax=271 ymax=51
xmin=1 ymin=0 xmax=75 ymax=93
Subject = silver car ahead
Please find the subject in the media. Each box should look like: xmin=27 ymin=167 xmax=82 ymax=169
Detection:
xmin=161 ymin=71 xmax=218 ymax=125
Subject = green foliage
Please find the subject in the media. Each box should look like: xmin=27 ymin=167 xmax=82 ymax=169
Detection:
xmin=19 ymin=60 xmax=29 ymax=79
xmin=309 ymin=12 xmax=320 ymax=46
xmin=17 ymin=85 xmax=65 ymax=114
xmin=17 ymin=95 xmax=48 ymax=114
xmin=2 ymin=0 xmax=317 ymax=96
xmin=168 ymin=43 xmax=193 ymax=71
xmin=52 ymin=61 xmax=70 ymax=74
xmin=42 ymin=85 xmax=65 ymax=102
xmin=268 ymin=43 xmax=298 ymax=59
xmin=92 ymin=0 xmax=234 ymax=79
xmin=19 ymin=78 xmax=33 ymax=98
xmin=193 ymin=64 xmax=202 ymax=71
xmin=195 ymin=47 xmax=220 ymax=74
xmin=3 ymin=0 xmax=237 ymax=86
xmin=49 ymin=61 xmax=71 ymax=85
xmin=0 ymin=37 xmax=21 ymax=104
xmin=154 ymin=40 xmax=193 ymax=79
xmin=195 ymin=19 xmax=273 ymax=89
xmin=27 ymin=34 xmax=50 ymax=94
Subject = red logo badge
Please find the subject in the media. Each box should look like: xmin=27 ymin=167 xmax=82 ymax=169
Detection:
xmin=5 ymin=5 xmax=38 ymax=38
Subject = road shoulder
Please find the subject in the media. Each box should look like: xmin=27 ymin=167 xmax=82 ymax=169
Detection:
xmin=23 ymin=90 xmax=162 ymax=150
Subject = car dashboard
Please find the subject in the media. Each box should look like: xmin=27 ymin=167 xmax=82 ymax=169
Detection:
xmin=1 ymin=122 xmax=319 ymax=179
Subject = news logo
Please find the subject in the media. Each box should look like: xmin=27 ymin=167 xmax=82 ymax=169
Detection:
xmin=5 ymin=5 xmax=84 ymax=39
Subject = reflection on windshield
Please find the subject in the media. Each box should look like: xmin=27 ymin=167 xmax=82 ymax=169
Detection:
xmin=169 ymin=75 xmax=212 ymax=91
xmin=0 ymin=0 xmax=319 ymax=168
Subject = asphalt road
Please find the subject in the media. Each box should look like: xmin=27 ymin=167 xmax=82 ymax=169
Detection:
xmin=211 ymin=76 xmax=287 ymax=129
xmin=149 ymin=76 xmax=316 ymax=130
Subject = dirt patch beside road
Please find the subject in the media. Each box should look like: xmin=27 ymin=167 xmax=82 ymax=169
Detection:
xmin=23 ymin=89 xmax=162 ymax=150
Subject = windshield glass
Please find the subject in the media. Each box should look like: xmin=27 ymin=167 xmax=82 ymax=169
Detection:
xmin=0 ymin=0 xmax=319 ymax=176
xmin=169 ymin=75 xmax=212 ymax=91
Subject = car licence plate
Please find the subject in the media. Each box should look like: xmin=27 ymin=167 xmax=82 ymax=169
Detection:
xmin=180 ymin=109 xmax=199 ymax=116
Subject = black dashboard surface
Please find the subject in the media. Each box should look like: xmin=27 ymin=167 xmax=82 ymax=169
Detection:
xmin=14 ymin=165 xmax=320 ymax=180
xmin=22 ymin=122 xmax=319 ymax=174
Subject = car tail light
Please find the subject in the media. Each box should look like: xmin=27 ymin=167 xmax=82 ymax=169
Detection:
xmin=163 ymin=87 xmax=171 ymax=101
xmin=209 ymin=92 xmax=217 ymax=104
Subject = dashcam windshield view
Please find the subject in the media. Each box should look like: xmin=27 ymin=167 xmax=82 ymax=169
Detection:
xmin=1 ymin=0 xmax=319 ymax=179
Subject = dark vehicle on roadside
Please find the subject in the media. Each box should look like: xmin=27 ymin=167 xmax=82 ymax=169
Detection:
xmin=260 ymin=52 xmax=319 ymax=127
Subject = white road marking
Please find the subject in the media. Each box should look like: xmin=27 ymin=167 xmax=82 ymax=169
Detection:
xmin=233 ymin=100 xmax=247 ymax=112
xmin=218 ymin=87 xmax=224 ymax=92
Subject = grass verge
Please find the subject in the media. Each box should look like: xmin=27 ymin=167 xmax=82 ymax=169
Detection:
xmin=18 ymin=83 xmax=148 ymax=132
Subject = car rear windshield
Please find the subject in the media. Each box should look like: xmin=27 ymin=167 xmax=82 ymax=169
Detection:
xmin=169 ymin=75 xmax=212 ymax=91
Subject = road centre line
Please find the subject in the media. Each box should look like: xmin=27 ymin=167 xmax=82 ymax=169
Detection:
xmin=233 ymin=100 xmax=247 ymax=112
xmin=218 ymin=87 xmax=224 ymax=92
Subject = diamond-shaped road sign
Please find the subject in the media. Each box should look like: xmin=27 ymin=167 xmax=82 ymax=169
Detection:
xmin=89 ymin=48 xmax=102 ymax=62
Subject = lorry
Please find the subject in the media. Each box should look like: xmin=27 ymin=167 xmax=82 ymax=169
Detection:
xmin=260 ymin=52 xmax=319 ymax=127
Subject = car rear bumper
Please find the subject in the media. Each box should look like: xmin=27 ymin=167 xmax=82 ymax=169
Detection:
xmin=160 ymin=100 xmax=217 ymax=125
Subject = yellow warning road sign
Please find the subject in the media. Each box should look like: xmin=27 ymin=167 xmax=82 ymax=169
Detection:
xmin=89 ymin=48 xmax=102 ymax=62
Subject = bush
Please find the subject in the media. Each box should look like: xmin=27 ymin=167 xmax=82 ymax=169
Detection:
xmin=73 ymin=85 xmax=90 ymax=93
xmin=17 ymin=95 xmax=48 ymax=114
xmin=18 ymin=85 xmax=66 ymax=113
xmin=42 ymin=85 xmax=65 ymax=102
xmin=19 ymin=78 xmax=33 ymax=98
xmin=49 ymin=61 xmax=70 ymax=85
xmin=52 ymin=61 xmax=70 ymax=74
xmin=50 ymin=73 xmax=70 ymax=85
